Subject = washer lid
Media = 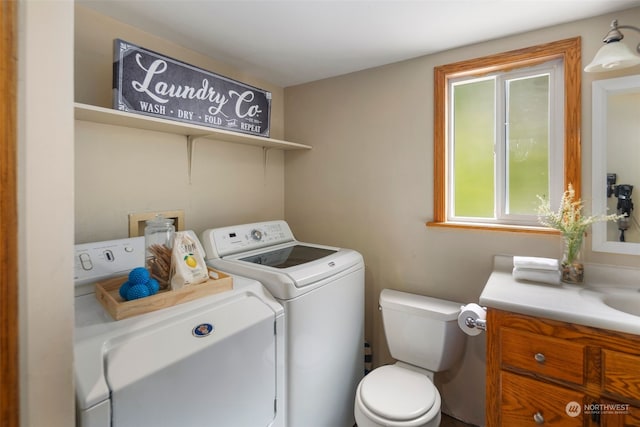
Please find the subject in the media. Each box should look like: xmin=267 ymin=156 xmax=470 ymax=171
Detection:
xmin=360 ymin=365 xmax=437 ymax=421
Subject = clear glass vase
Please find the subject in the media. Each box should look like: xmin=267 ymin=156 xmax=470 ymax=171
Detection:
xmin=561 ymin=233 xmax=584 ymax=284
xmin=144 ymin=214 xmax=175 ymax=290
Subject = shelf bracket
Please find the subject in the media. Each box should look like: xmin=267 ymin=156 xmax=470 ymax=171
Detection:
xmin=263 ymin=147 xmax=272 ymax=185
xmin=187 ymin=135 xmax=200 ymax=184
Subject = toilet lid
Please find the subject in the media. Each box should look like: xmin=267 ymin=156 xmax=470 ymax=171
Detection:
xmin=360 ymin=365 xmax=437 ymax=421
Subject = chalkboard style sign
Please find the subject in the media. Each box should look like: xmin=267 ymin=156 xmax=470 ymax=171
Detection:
xmin=113 ymin=39 xmax=271 ymax=137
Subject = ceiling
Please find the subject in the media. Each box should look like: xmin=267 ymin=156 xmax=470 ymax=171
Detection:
xmin=79 ymin=0 xmax=640 ymax=87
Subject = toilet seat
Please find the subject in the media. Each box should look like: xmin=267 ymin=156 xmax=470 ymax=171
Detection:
xmin=359 ymin=365 xmax=437 ymax=421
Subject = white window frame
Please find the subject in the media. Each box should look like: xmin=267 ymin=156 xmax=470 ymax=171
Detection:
xmin=446 ymin=60 xmax=565 ymax=227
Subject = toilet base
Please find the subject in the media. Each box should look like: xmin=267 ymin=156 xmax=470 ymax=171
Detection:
xmin=354 ymin=401 xmax=441 ymax=427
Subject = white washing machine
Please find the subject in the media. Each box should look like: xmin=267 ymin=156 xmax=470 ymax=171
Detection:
xmin=74 ymin=233 xmax=285 ymax=427
xmin=201 ymin=220 xmax=365 ymax=427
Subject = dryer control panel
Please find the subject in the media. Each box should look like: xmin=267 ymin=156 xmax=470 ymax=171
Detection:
xmin=202 ymin=220 xmax=295 ymax=258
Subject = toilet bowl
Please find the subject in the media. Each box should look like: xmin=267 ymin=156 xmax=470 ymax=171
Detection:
xmin=354 ymin=289 xmax=465 ymax=427
xmin=354 ymin=364 xmax=441 ymax=427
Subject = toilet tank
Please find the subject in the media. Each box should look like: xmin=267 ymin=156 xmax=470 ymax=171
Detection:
xmin=380 ymin=289 xmax=465 ymax=372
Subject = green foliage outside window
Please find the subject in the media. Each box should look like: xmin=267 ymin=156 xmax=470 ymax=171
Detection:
xmin=452 ymin=74 xmax=550 ymax=219
xmin=507 ymin=75 xmax=549 ymax=215
xmin=453 ymin=79 xmax=495 ymax=218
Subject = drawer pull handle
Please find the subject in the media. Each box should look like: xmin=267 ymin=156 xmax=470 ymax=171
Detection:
xmin=533 ymin=411 xmax=545 ymax=424
xmin=534 ymin=353 xmax=546 ymax=363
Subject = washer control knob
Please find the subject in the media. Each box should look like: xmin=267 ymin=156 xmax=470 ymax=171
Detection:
xmin=250 ymin=229 xmax=263 ymax=241
xmin=79 ymin=253 xmax=93 ymax=271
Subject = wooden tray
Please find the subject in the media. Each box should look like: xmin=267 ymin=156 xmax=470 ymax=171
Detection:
xmin=95 ymin=268 xmax=233 ymax=320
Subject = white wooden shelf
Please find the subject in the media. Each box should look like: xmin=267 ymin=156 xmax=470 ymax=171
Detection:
xmin=74 ymin=102 xmax=312 ymax=150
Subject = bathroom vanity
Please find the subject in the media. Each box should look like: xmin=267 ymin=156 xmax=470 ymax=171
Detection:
xmin=481 ymin=256 xmax=640 ymax=426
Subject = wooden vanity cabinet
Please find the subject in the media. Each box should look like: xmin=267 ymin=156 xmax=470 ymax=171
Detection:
xmin=487 ymin=309 xmax=640 ymax=426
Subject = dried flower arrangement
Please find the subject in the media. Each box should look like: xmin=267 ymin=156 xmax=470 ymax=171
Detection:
xmin=537 ymin=184 xmax=620 ymax=282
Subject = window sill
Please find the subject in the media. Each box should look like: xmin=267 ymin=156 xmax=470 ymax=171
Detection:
xmin=426 ymin=221 xmax=560 ymax=235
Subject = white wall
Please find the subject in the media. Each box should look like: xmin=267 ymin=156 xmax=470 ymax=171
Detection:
xmin=284 ymin=8 xmax=640 ymax=426
xmin=18 ymin=0 xmax=75 ymax=425
xmin=74 ymin=5 xmax=286 ymax=243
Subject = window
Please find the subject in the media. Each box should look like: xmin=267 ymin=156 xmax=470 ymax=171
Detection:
xmin=451 ymin=61 xmax=563 ymax=224
xmin=430 ymin=38 xmax=581 ymax=232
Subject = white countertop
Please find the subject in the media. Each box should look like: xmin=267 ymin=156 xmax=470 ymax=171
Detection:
xmin=479 ymin=255 xmax=640 ymax=336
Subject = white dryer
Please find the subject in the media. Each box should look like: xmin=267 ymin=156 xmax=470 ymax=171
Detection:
xmin=201 ymin=220 xmax=365 ymax=427
xmin=74 ymin=234 xmax=285 ymax=427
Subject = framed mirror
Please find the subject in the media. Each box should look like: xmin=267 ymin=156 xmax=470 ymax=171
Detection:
xmin=592 ymin=74 xmax=640 ymax=255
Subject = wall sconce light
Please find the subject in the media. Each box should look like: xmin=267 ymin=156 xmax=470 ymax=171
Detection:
xmin=584 ymin=19 xmax=640 ymax=72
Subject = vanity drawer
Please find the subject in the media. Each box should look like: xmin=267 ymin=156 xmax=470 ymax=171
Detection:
xmin=501 ymin=371 xmax=584 ymax=426
xmin=599 ymin=402 xmax=640 ymax=426
xmin=603 ymin=349 xmax=640 ymax=404
xmin=501 ymin=328 xmax=586 ymax=385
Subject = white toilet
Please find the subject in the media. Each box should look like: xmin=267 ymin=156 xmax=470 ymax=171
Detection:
xmin=354 ymin=289 xmax=466 ymax=427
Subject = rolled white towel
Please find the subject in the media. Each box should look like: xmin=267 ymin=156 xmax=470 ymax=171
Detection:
xmin=513 ymin=256 xmax=559 ymax=271
xmin=512 ymin=267 xmax=561 ymax=285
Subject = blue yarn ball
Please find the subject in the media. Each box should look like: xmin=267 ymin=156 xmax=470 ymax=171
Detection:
xmin=126 ymin=283 xmax=151 ymax=301
xmin=146 ymin=278 xmax=159 ymax=295
xmin=119 ymin=281 xmax=132 ymax=299
xmin=128 ymin=267 xmax=150 ymax=285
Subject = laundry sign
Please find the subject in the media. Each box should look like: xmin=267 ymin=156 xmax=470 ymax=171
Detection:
xmin=113 ymin=39 xmax=271 ymax=137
